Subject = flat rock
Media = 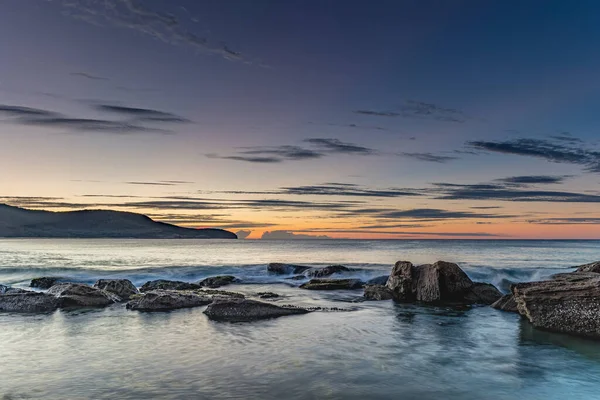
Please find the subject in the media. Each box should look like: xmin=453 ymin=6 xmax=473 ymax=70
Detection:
xmin=306 ymin=265 xmax=351 ymax=278
xmin=267 ymin=263 xmax=311 ymax=275
xmin=126 ymin=290 xmax=213 ymax=311
xmin=198 ymin=275 xmax=238 ymax=288
xmin=491 ymin=294 xmax=519 ymax=312
xmin=47 ymin=283 xmax=120 ymax=307
xmin=0 ymin=292 xmax=60 ymax=312
xmin=30 ymin=277 xmax=63 ymax=289
xmin=93 ymin=279 xmax=139 ymax=300
xmin=256 ymin=292 xmax=280 ymax=299
xmin=366 ymin=275 xmax=389 ymax=285
xmin=204 ymin=298 xmax=309 ymax=321
xmin=463 ymin=282 xmax=503 ymax=305
xmin=512 ymin=272 xmax=600 ymax=338
xmin=140 ymin=279 xmax=201 ymax=292
xmin=576 ymin=261 xmax=600 ymax=273
xmin=363 ymin=284 xmax=393 ymax=300
xmin=300 ymin=278 xmax=364 ymax=290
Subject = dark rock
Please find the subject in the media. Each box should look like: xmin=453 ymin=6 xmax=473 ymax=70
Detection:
xmin=284 ymin=275 xmax=307 ymax=280
xmin=198 ymin=275 xmax=238 ymax=288
xmin=386 ymin=261 xmax=414 ymax=302
xmin=256 ymin=292 xmax=280 ymax=299
xmin=267 ymin=263 xmax=311 ymax=275
xmin=93 ymin=279 xmax=139 ymax=300
xmin=367 ymin=275 xmax=389 ymax=285
xmin=363 ymin=284 xmax=393 ymax=300
xmin=0 ymin=285 xmax=28 ymax=295
xmin=300 ymin=278 xmax=364 ymax=290
xmin=306 ymin=265 xmax=351 ymax=278
xmin=511 ymin=272 xmax=600 ymax=339
xmin=575 ymin=261 xmax=600 ymax=273
xmin=30 ymin=277 xmax=63 ymax=289
xmin=197 ymin=289 xmax=245 ymax=298
xmin=47 ymin=283 xmax=120 ymax=307
xmin=0 ymin=291 xmax=60 ymax=312
xmin=204 ymin=299 xmax=309 ymax=321
xmin=140 ymin=279 xmax=201 ymax=292
xmin=464 ymin=282 xmax=502 ymax=305
xmin=491 ymin=294 xmax=519 ymax=313
xmin=387 ymin=260 xmax=479 ymax=304
xmin=126 ymin=290 xmax=213 ymax=311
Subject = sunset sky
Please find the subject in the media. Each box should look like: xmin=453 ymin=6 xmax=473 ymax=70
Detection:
xmin=1 ymin=0 xmax=599 ymax=239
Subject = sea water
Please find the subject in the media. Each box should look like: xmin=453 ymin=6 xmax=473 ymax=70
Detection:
xmin=1 ymin=239 xmax=600 ymax=399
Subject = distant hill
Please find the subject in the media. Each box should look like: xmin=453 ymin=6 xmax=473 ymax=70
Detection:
xmin=0 ymin=204 xmax=237 ymax=239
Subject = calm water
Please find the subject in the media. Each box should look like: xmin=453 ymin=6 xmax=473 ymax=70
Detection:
xmin=1 ymin=239 xmax=600 ymax=399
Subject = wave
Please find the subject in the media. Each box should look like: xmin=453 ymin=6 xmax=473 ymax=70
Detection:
xmin=462 ymin=265 xmax=576 ymax=293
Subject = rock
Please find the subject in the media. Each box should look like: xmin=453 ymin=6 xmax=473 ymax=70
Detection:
xmin=0 ymin=285 xmax=28 ymax=295
xmin=387 ymin=260 xmax=477 ymax=304
xmin=30 ymin=277 xmax=63 ymax=289
xmin=367 ymin=275 xmax=389 ymax=285
xmin=463 ymin=282 xmax=503 ymax=305
xmin=386 ymin=261 xmax=414 ymax=302
xmin=93 ymin=279 xmax=139 ymax=300
xmin=198 ymin=275 xmax=238 ymax=288
xmin=197 ymin=289 xmax=245 ymax=298
xmin=284 ymin=275 xmax=307 ymax=281
xmin=126 ymin=290 xmax=213 ymax=311
xmin=256 ymin=292 xmax=280 ymax=299
xmin=47 ymin=283 xmax=120 ymax=307
xmin=0 ymin=292 xmax=60 ymax=312
xmin=511 ymin=272 xmax=600 ymax=338
xmin=491 ymin=294 xmax=519 ymax=313
xmin=575 ymin=261 xmax=600 ymax=273
xmin=306 ymin=265 xmax=351 ymax=278
xmin=140 ymin=279 xmax=201 ymax=292
xmin=300 ymin=278 xmax=364 ymax=290
xmin=267 ymin=263 xmax=311 ymax=275
xmin=498 ymin=278 xmax=516 ymax=293
xmin=204 ymin=299 xmax=309 ymax=321
xmin=363 ymin=284 xmax=393 ymax=300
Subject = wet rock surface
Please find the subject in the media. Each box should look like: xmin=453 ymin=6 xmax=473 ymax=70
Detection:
xmin=491 ymin=294 xmax=519 ymax=313
xmin=93 ymin=279 xmax=139 ymax=300
xmin=47 ymin=283 xmax=120 ymax=307
xmin=0 ymin=291 xmax=60 ymax=313
xmin=575 ymin=261 xmax=600 ymax=273
xmin=464 ymin=282 xmax=503 ymax=305
xmin=126 ymin=290 xmax=214 ymax=311
xmin=267 ymin=263 xmax=311 ymax=275
xmin=140 ymin=279 xmax=201 ymax=292
xmin=198 ymin=275 xmax=238 ymax=288
xmin=366 ymin=275 xmax=389 ymax=285
xmin=363 ymin=284 xmax=393 ymax=301
xmin=30 ymin=277 xmax=63 ymax=289
xmin=306 ymin=265 xmax=351 ymax=278
xmin=204 ymin=298 xmax=310 ymax=321
xmin=300 ymin=278 xmax=364 ymax=290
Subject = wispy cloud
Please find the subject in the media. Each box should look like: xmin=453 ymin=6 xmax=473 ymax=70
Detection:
xmin=467 ymin=137 xmax=600 ymax=173
xmin=355 ymin=100 xmax=470 ymax=123
xmin=399 ymin=152 xmax=459 ymax=163
xmin=261 ymin=230 xmax=332 ymax=240
xmin=219 ymin=182 xmax=423 ymax=198
xmin=70 ymin=72 xmax=109 ymax=81
xmin=96 ymin=104 xmax=191 ymax=123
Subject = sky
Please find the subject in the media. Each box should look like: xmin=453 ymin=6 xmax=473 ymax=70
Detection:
xmin=0 ymin=0 xmax=599 ymax=239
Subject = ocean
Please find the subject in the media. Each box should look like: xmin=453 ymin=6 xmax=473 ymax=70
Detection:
xmin=1 ymin=239 xmax=600 ymax=399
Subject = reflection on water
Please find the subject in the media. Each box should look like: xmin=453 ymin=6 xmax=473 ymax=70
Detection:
xmin=1 ymin=239 xmax=600 ymax=399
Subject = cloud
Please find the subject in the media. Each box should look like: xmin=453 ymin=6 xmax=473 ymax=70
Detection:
xmin=372 ymin=208 xmax=512 ymax=220
xmin=526 ymin=217 xmax=600 ymax=225
xmin=355 ymin=100 xmax=469 ymax=123
xmin=96 ymin=104 xmax=190 ymax=123
xmin=59 ymin=0 xmax=262 ymax=65
xmin=220 ymin=182 xmax=423 ymax=198
xmin=236 ymin=230 xmax=252 ymax=239
xmin=548 ymin=132 xmax=583 ymax=144
xmin=467 ymin=138 xmax=600 ymax=173
xmin=125 ymin=181 xmax=192 ymax=186
xmin=400 ymin=152 xmax=459 ymax=163
xmin=261 ymin=230 xmax=332 ymax=240
xmin=70 ymin=72 xmax=109 ymax=81
xmin=494 ymin=175 xmax=570 ymax=186
xmin=1 ymin=103 xmax=186 ymax=134
xmin=294 ymin=229 xmax=505 ymax=237
xmin=208 ymin=138 xmax=376 ymax=163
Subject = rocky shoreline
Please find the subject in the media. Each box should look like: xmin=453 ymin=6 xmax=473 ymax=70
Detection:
xmin=1 ymin=260 xmax=599 ymax=338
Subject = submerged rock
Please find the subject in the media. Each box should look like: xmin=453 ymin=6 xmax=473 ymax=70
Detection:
xmin=30 ymin=277 xmax=63 ymax=289
xmin=256 ymin=292 xmax=280 ymax=299
xmin=511 ymin=272 xmax=600 ymax=339
xmin=363 ymin=284 xmax=393 ymax=301
xmin=575 ymin=261 xmax=600 ymax=273
xmin=47 ymin=283 xmax=120 ymax=307
xmin=0 ymin=291 xmax=60 ymax=313
xmin=93 ymin=279 xmax=139 ymax=300
xmin=367 ymin=275 xmax=389 ymax=285
xmin=306 ymin=265 xmax=351 ymax=278
xmin=204 ymin=298 xmax=309 ymax=321
xmin=140 ymin=279 xmax=201 ymax=292
xmin=267 ymin=263 xmax=311 ymax=275
xmin=300 ymin=278 xmax=364 ymax=290
xmin=491 ymin=294 xmax=519 ymax=313
xmin=463 ymin=282 xmax=503 ymax=305
xmin=126 ymin=290 xmax=213 ymax=311
xmin=198 ymin=275 xmax=238 ymax=288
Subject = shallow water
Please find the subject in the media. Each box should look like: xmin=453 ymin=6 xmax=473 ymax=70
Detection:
xmin=1 ymin=239 xmax=600 ymax=399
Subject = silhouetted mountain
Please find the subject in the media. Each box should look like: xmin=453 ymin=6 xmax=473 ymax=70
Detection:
xmin=0 ymin=204 xmax=237 ymax=239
